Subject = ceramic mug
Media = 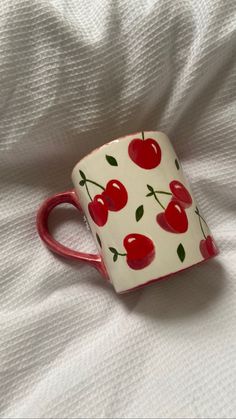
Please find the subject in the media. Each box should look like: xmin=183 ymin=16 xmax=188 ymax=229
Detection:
xmin=37 ymin=131 xmax=219 ymax=293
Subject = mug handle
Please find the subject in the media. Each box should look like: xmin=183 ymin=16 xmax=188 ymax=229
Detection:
xmin=36 ymin=190 xmax=107 ymax=278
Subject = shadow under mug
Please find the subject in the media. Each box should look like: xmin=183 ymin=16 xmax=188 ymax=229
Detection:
xmin=37 ymin=131 xmax=219 ymax=293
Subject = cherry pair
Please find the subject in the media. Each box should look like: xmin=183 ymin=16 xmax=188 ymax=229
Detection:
xmin=156 ymin=181 xmax=192 ymax=233
xmin=89 ymin=180 xmax=128 ymax=226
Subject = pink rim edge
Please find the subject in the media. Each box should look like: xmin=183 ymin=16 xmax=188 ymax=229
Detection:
xmin=71 ymin=130 xmax=164 ymax=179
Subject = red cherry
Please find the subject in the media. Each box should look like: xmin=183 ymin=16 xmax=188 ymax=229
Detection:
xmin=88 ymin=195 xmax=108 ymax=226
xmin=169 ymin=180 xmax=192 ymax=208
xmin=206 ymin=236 xmax=218 ymax=256
xmin=123 ymin=233 xmax=155 ymax=270
xmin=128 ymin=138 xmax=161 ymax=169
xmin=156 ymin=212 xmax=176 ymax=232
xmin=164 ymin=201 xmax=188 ymax=233
xmin=199 ymin=239 xmax=209 ymax=259
xmin=200 ymin=235 xmax=218 ymax=259
xmin=102 ymin=180 xmax=128 ymax=211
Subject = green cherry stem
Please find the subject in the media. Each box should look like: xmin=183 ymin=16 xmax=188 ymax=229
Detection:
xmin=141 ymin=131 xmax=145 ymax=140
xmin=199 ymin=215 xmax=207 ymax=239
xmin=146 ymin=185 xmax=166 ymax=210
xmin=109 ymin=247 xmax=127 ymax=256
xmin=156 ymin=191 xmax=172 ymax=196
xmin=86 ymin=179 xmax=105 ymax=191
xmin=195 ymin=208 xmax=207 ymax=239
xmin=109 ymin=247 xmax=127 ymax=262
xmin=195 ymin=210 xmax=207 ymax=225
xmin=85 ymin=183 xmax=92 ymax=201
xmin=81 ymin=175 xmax=105 ymax=201
xmin=153 ymin=192 xmax=165 ymax=210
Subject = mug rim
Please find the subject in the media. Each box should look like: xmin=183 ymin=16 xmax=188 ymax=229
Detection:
xmin=71 ymin=130 xmax=165 ymax=179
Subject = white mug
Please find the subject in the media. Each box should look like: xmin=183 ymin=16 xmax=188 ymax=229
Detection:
xmin=37 ymin=131 xmax=219 ymax=293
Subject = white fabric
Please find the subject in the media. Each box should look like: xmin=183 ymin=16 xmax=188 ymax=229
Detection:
xmin=0 ymin=0 xmax=236 ymax=417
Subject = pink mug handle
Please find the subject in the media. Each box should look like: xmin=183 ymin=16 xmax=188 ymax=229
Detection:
xmin=37 ymin=190 xmax=107 ymax=278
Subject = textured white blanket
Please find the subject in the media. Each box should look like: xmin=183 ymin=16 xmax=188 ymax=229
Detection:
xmin=0 ymin=0 xmax=236 ymax=417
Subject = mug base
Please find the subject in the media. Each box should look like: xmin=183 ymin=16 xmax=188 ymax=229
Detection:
xmin=118 ymin=251 xmax=219 ymax=294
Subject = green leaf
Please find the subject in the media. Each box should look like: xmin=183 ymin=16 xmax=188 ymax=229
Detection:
xmin=175 ymin=159 xmax=180 ymax=170
xmin=147 ymin=184 xmax=154 ymax=193
xmin=79 ymin=180 xmax=85 ymax=186
xmin=106 ymin=155 xmax=118 ymax=166
xmin=113 ymin=253 xmax=118 ymax=262
xmin=109 ymin=247 xmax=117 ymax=254
xmin=177 ymin=243 xmax=185 ymax=262
xmin=79 ymin=170 xmax=86 ymax=180
xmin=96 ymin=233 xmax=102 ymax=248
xmin=135 ymin=205 xmax=144 ymax=222
xmin=146 ymin=192 xmax=153 ymax=197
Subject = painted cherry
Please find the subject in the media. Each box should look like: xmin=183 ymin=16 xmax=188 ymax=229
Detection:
xmin=170 ymin=180 xmax=192 ymax=208
xmin=146 ymin=184 xmax=189 ymax=234
xmin=102 ymin=180 xmax=128 ymax=211
xmin=156 ymin=213 xmax=176 ymax=233
xmin=206 ymin=236 xmax=218 ymax=256
xmin=200 ymin=235 xmax=218 ymax=259
xmin=88 ymin=195 xmax=108 ymax=227
xmin=123 ymin=233 xmax=155 ymax=270
xmin=163 ymin=201 xmax=188 ymax=233
xmin=128 ymin=133 xmax=161 ymax=169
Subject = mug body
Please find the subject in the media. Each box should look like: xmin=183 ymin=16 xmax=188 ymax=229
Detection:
xmin=72 ymin=131 xmax=218 ymax=293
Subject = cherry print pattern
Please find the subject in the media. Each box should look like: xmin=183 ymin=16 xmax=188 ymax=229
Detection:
xmin=109 ymin=234 xmax=155 ymax=270
xmin=195 ymin=207 xmax=219 ymax=259
xmin=156 ymin=212 xmax=176 ymax=233
xmin=128 ymin=131 xmax=162 ymax=169
xmin=88 ymin=195 xmax=108 ymax=227
xmin=79 ymin=170 xmax=128 ymax=227
xmin=169 ymin=180 xmax=192 ymax=208
xmin=200 ymin=236 xmax=218 ymax=259
xmin=79 ymin=143 xmax=217 ymax=274
xmin=164 ymin=200 xmax=188 ymax=233
xmin=146 ymin=182 xmax=192 ymax=233
xmin=102 ymin=180 xmax=128 ymax=211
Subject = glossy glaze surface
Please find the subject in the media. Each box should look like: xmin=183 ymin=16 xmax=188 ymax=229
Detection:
xmin=71 ymin=131 xmax=218 ymax=293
